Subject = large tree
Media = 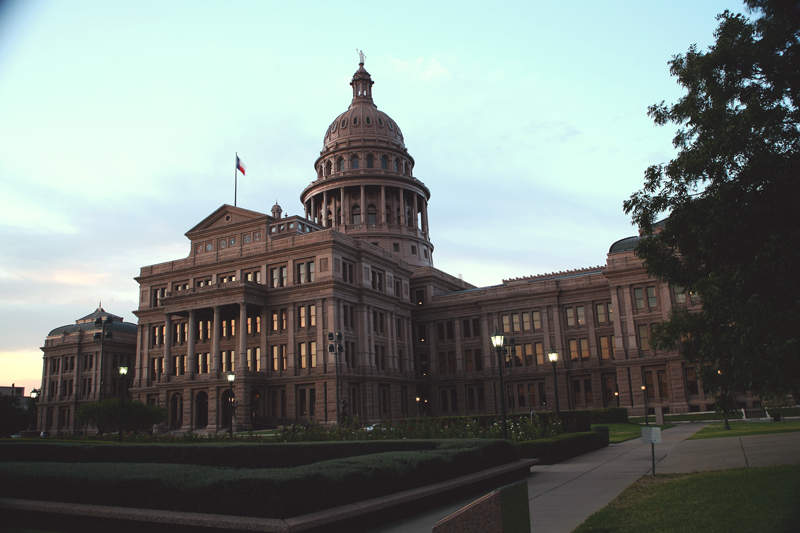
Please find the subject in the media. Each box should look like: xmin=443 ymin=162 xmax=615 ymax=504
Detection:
xmin=624 ymin=0 xmax=800 ymax=402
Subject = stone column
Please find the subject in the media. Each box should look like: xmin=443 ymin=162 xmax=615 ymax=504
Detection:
xmin=340 ymin=187 xmax=346 ymax=227
xmin=212 ymin=306 xmax=221 ymax=374
xmin=610 ymin=287 xmax=625 ymax=359
xmin=322 ymin=190 xmax=328 ymax=227
xmin=421 ymin=198 xmax=429 ymax=236
xmin=260 ymin=307 xmax=268 ymax=373
xmin=287 ymin=303 xmax=296 ymax=374
xmin=360 ymin=185 xmax=366 ymax=223
xmin=400 ymin=190 xmax=407 ymax=226
xmin=480 ymin=312 xmax=491 ymax=371
xmin=238 ymin=303 xmax=247 ymax=373
xmin=454 ymin=319 xmax=463 ymax=373
xmin=164 ymin=315 xmax=173 ymax=376
xmin=622 ymin=286 xmax=637 ymax=355
xmin=187 ymin=309 xmax=196 ymax=377
xmin=135 ymin=325 xmax=145 ymax=387
xmin=380 ymin=185 xmax=386 ymax=226
xmin=142 ymin=326 xmax=151 ymax=386
xmin=412 ymin=193 xmax=418 ymax=229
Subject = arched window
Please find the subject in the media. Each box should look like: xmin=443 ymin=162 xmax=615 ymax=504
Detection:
xmin=367 ymin=154 xmax=374 ymax=168
xmin=351 ymin=204 xmax=361 ymax=225
xmin=351 ymin=155 xmax=359 ymax=170
xmin=325 ymin=161 xmax=332 ymax=176
xmin=195 ymin=391 xmax=208 ymax=429
xmin=367 ymin=204 xmax=377 ymax=225
xmin=337 ymin=157 xmax=344 ymax=172
xmin=170 ymin=393 xmax=183 ymax=429
xmin=381 ymin=155 xmax=388 ymax=170
xmin=394 ymin=158 xmax=401 ymax=172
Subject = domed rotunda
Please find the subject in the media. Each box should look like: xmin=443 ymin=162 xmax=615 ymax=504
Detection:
xmin=301 ymin=58 xmax=433 ymax=267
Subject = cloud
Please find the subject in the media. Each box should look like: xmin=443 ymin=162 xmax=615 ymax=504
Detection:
xmin=387 ymin=57 xmax=451 ymax=82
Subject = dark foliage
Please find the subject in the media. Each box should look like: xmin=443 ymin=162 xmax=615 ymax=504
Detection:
xmin=516 ymin=429 xmax=610 ymax=464
xmin=0 ymin=396 xmax=28 ymax=437
xmin=76 ymin=399 xmax=165 ymax=434
xmin=624 ymin=0 xmax=800 ymax=400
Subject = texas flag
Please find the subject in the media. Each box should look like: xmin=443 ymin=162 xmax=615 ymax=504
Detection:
xmin=236 ymin=155 xmax=246 ymax=175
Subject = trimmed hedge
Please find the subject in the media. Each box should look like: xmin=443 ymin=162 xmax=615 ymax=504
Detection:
xmin=0 ymin=440 xmax=517 ymax=518
xmin=516 ymin=429 xmax=609 ymax=464
xmin=0 ymin=439 xmax=445 ymax=468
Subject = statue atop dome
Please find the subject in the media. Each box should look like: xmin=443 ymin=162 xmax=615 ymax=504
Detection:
xmin=357 ymin=49 xmax=365 ymax=66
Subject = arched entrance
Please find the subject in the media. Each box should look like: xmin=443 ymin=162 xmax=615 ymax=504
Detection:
xmin=220 ymin=389 xmax=235 ymax=431
xmin=170 ymin=393 xmax=183 ymax=429
xmin=195 ymin=391 xmax=208 ymax=429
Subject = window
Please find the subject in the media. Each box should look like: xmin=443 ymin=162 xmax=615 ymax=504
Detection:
xmin=351 ymin=204 xmax=361 ymax=224
xmin=674 ymin=285 xmax=687 ymax=305
xmin=566 ymin=307 xmax=576 ymax=327
xmin=685 ymin=366 xmax=699 ymax=395
xmin=350 ymin=155 xmax=359 ymax=169
xmin=270 ymin=265 xmax=287 ymax=288
xmin=596 ymin=302 xmax=608 ymax=324
xmin=634 ymin=288 xmax=645 ymax=310
xmin=371 ymin=269 xmax=384 ymax=291
xmin=524 ymin=343 xmax=533 ymax=366
xmin=298 ymin=343 xmax=307 ymax=369
xmin=336 ymin=157 xmax=344 ymax=171
xmin=576 ymin=306 xmax=586 ymax=326
xmin=502 ymin=314 xmax=511 ymax=333
xmin=298 ymin=306 xmax=307 ymax=328
xmin=569 ymin=339 xmax=579 ymax=360
xmin=532 ymin=310 xmax=542 ymax=330
xmin=296 ymin=260 xmax=315 ymax=284
xmin=638 ymin=324 xmax=651 ymax=351
xmin=367 ymin=204 xmax=377 ymax=225
xmin=342 ymin=260 xmax=355 ymax=283
xmin=381 ymin=155 xmax=388 ymax=169
xmin=512 ymin=313 xmax=521 ymax=332
xmin=580 ymin=338 xmax=590 ymax=359
xmin=205 ymin=242 xmax=213 ymax=252
xmin=245 ymin=270 xmax=261 ymax=283
xmin=522 ymin=312 xmax=531 ymax=331
xmin=247 ymin=347 xmax=261 ymax=372
xmin=366 ymin=154 xmax=374 ymax=168
xmin=535 ymin=342 xmax=544 ymax=365
xmin=393 ymin=242 xmax=400 ymax=252
xmin=394 ymin=158 xmax=400 ymax=172
xmin=309 ymin=305 xmax=316 ymax=327
xmin=243 ymin=233 xmax=251 ymax=244
xmin=647 ymin=286 xmax=657 ymax=308
xmin=599 ymin=335 xmax=614 ymax=360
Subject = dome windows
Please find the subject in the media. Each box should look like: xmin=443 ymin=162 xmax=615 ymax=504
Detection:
xmin=381 ymin=155 xmax=388 ymax=170
xmin=353 ymin=116 xmax=359 ymax=126
xmin=341 ymin=119 xmax=348 ymax=128
xmin=351 ymin=155 xmax=359 ymax=169
xmin=325 ymin=161 xmax=332 ymax=176
xmin=366 ymin=154 xmax=374 ymax=168
xmin=351 ymin=204 xmax=361 ymax=225
xmin=394 ymin=158 xmax=400 ymax=172
xmin=336 ymin=157 xmax=344 ymax=172
xmin=365 ymin=116 xmax=371 ymax=125
xmin=378 ymin=118 xmax=384 ymax=126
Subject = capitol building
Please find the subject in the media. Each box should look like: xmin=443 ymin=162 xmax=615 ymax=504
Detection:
xmin=37 ymin=60 xmax=733 ymax=433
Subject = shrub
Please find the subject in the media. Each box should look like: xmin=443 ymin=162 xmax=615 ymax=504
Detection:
xmin=76 ymin=399 xmax=165 ymax=434
xmin=516 ymin=429 xmax=609 ymax=464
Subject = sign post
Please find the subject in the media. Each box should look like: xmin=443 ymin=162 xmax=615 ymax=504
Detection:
xmin=641 ymin=426 xmax=661 ymax=476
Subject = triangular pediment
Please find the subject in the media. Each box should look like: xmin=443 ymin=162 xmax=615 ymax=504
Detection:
xmin=186 ymin=204 xmax=267 ymax=237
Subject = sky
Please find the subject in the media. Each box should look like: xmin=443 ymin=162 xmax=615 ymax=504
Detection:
xmin=0 ymin=0 xmax=749 ymax=393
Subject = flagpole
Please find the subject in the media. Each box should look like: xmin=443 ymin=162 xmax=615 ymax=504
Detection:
xmin=234 ymin=152 xmax=238 ymax=207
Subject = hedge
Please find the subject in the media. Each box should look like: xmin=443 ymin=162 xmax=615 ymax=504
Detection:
xmin=0 ymin=439 xmax=446 ymax=468
xmin=0 ymin=440 xmax=517 ymax=518
xmin=516 ymin=429 xmax=609 ymax=464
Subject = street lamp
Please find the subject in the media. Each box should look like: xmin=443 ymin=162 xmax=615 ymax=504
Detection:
xmin=613 ymin=390 xmax=620 ymax=407
xmin=328 ymin=332 xmax=344 ymax=424
xmin=641 ymin=385 xmax=649 ymax=425
xmin=547 ymin=352 xmax=560 ymax=416
xmin=227 ymin=372 xmax=235 ymax=437
xmin=29 ymin=389 xmax=40 ymax=431
xmin=94 ymin=315 xmax=113 ymax=401
xmin=490 ymin=333 xmax=509 ymax=440
xmin=118 ymin=366 xmax=128 ymax=442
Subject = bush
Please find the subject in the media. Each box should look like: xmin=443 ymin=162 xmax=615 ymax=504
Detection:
xmin=516 ymin=429 xmax=609 ymax=464
xmin=0 ymin=439 xmax=452 ymax=468
xmin=576 ymin=408 xmax=628 ymax=424
xmin=0 ymin=440 xmax=518 ymax=518
xmin=76 ymin=399 xmax=165 ymax=434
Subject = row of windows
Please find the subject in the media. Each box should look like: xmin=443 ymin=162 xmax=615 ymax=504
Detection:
xmin=319 ymin=153 xmax=411 ymax=178
xmin=194 ymin=230 xmax=262 ymax=254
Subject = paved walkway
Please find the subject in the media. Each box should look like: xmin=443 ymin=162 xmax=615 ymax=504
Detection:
xmin=376 ymin=424 xmax=800 ymax=533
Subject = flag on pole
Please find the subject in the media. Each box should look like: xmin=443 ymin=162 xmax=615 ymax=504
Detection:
xmin=236 ymin=155 xmax=246 ymax=175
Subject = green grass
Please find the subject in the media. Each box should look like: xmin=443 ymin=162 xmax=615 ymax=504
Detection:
xmin=591 ymin=423 xmax=674 ymax=443
xmin=629 ymin=411 xmax=743 ymax=423
xmin=574 ymin=465 xmax=800 ymax=533
xmin=688 ymin=420 xmax=800 ymax=440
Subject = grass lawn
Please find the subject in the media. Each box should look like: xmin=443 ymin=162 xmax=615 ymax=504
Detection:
xmin=574 ymin=465 xmax=800 ymax=533
xmin=689 ymin=420 xmax=800 ymax=440
xmin=592 ymin=423 xmax=674 ymax=443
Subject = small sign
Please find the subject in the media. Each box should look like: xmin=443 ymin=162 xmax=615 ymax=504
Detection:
xmin=641 ymin=426 xmax=661 ymax=444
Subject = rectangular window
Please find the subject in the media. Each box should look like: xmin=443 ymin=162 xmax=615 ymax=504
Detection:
xmin=464 ymin=349 xmax=473 ymax=372
xmin=532 ymin=310 xmax=542 ymax=330
xmin=674 ymin=285 xmax=687 ymax=305
xmin=596 ymin=303 xmax=608 ymax=324
xmin=517 ymin=384 xmax=527 ymax=408
xmin=634 ymin=288 xmax=645 ymax=310
xmin=638 ymin=324 xmax=651 ymax=351
xmin=599 ymin=335 xmax=614 ymax=360
xmin=566 ymin=307 xmax=576 ymax=327
xmin=462 ymin=319 xmax=471 ymax=338
xmin=522 ymin=312 xmax=531 ymax=331
xmin=535 ymin=342 xmax=544 ymax=365
xmin=569 ymin=339 xmax=579 ymax=360
xmin=309 ymin=305 xmax=316 ymax=327
xmin=580 ymin=338 xmax=590 ymax=359
xmin=342 ymin=260 xmax=355 ymax=283
xmin=298 ymin=306 xmax=307 ymax=328
xmin=371 ymin=269 xmax=385 ymax=291
xmin=524 ymin=343 xmax=533 ymax=366
xmin=502 ymin=314 xmax=511 ymax=333
xmin=576 ymin=306 xmax=586 ymax=326
xmin=271 ymin=345 xmax=279 ymax=372
xmin=512 ymin=313 xmax=521 ymax=332
xmin=281 ymin=309 xmax=287 ymax=330
xmin=647 ymin=286 xmax=657 ymax=308
xmin=299 ymin=343 xmax=307 ymax=369
xmin=310 ymin=341 xmax=316 ymax=368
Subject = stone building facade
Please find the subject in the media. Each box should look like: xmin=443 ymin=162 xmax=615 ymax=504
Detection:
xmin=37 ymin=306 xmax=137 ymax=433
xmin=129 ymin=60 xmax=731 ymax=432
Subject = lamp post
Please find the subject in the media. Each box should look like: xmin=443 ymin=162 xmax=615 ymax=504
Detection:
xmin=30 ymin=389 xmax=39 ymax=431
xmin=328 ymin=332 xmax=344 ymax=424
xmin=118 ymin=366 xmax=128 ymax=442
xmin=227 ymin=372 xmax=235 ymax=437
xmin=490 ymin=333 xmax=509 ymax=440
xmin=94 ymin=315 xmax=112 ymax=401
xmin=547 ymin=352 xmax=560 ymax=416
xmin=641 ymin=385 xmax=649 ymax=425
xmin=613 ymin=390 xmax=620 ymax=408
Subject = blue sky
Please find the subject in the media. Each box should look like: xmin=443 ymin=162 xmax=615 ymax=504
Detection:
xmin=0 ymin=0 xmax=748 ymax=391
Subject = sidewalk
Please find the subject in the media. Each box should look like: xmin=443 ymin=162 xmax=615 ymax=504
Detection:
xmin=529 ymin=422 xmax=702 ymax=533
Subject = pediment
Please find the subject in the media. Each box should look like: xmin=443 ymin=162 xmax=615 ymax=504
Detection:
xmin=186 ymin=204 xmax=266 ymax=237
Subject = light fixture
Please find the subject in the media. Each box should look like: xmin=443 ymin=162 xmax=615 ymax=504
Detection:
xmin=547 ymin=352 xmax=559 ymax=363
xmin=490 ymin=333 xmax=505 ymax=349
xmin=118 ymin=366 xmax=128 ymax=376
xmin=227 ymin=373 xmax=236 ymax=383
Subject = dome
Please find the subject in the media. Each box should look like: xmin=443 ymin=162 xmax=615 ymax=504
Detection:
xmin=322 ymin=62 xmax=406 ymax=151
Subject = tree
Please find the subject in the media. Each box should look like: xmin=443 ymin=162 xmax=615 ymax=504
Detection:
xmin=624 ymin=0 xmax=800 ymax=404
xmin=77 ymin=399 xmax=165 ymax=435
